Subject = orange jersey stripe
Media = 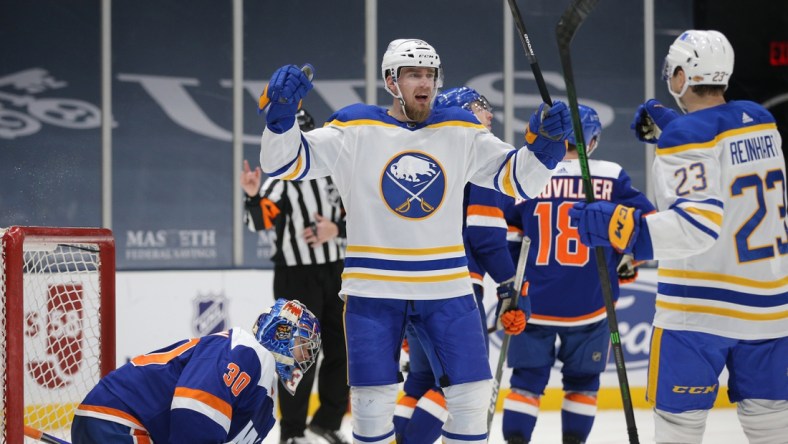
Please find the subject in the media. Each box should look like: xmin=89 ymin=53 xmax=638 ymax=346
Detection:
xmin=77 ymin=404 xmax=146 ymax=429
xmin=174 ymin=386 xmax=232 ymax=419
xmin=131 ymin=338 xmax=200 ymax=366
xmin=530 ymin=306 xmax=606 ymax=323
xmin=466 ymin=204 xmax=504 ymax=218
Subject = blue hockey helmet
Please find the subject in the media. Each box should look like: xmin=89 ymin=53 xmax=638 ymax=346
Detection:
xmin=567 ymin=104 xmax=602 ymax=155
xmin=253 ymin=299 xmax=321 ymax=394
xmin=433 ymin=86 xmax=491 ymax=113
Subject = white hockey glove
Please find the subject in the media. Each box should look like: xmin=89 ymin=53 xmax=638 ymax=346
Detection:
xmin=617 ymin=254 xmax=638 ymax=284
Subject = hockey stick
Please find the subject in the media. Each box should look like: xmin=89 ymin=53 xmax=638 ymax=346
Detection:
xmin=487 ymin=236 xmax=531 ymax=434
xmin=505 ymin=0 xmax=552 ymax=106
xmin=24 ymin=425 xmax=71 ymax=444
xmin=556 ymin=1 xmax=640 ymax=443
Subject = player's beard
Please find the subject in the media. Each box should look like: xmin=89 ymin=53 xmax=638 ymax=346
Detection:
xmin=403 ymin=101 xmax=431 ymax=123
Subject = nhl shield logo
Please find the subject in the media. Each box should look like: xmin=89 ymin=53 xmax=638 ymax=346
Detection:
xmin=193 ymin=293 xmax=228 ymax=336
xmin=381 ymin=151 xmax=446 ymax=219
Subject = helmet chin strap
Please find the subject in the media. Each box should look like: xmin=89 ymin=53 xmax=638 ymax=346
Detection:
xmin=667 ymin=78 xmax=690 ymax=114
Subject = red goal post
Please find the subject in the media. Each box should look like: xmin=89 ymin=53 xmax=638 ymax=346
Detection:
xmin=1 ymin=226 xmax=115 ymax=443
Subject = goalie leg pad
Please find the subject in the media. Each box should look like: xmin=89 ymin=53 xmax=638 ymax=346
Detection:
xmin=653 ymin=407 xmax=708 ymax=444
xmin=350 ymin=384 xmax=398 ymax=444
xmin=441 ymin=379 xmax=491 ymax=444
xmin=737 ymin=399 xmax=788 ymax=444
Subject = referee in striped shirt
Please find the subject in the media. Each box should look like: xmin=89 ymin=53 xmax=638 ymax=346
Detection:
xmin=241 ymin=109 xmax=349 ymax=444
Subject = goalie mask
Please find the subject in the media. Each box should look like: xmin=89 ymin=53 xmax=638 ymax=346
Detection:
xmin=381 ymin=39 xmax=443 ymax=119
xmin=434 ymin=87 xmax=490 ymax=113
xmin=662 ymin=30 xmax=734 ymax=109
xmin=253 ymin=299 xmax=321 ymax=395
xmin=566 ymin=104 xmax=602 ymax=156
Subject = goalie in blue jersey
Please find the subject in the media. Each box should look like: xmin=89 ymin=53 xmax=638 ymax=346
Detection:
xmin=71 ymin=299 xmax=321 ymax=444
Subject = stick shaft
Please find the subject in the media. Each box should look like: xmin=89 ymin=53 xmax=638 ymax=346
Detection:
xmin=556 ymin=1 xmax=639 ymax=442
xmin=487 ymin=236 xmax=531 ymax=433
xmin=505 ymin=0 xmax=552 ymax=106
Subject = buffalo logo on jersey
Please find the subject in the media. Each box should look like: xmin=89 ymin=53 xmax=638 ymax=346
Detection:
xmin=381 ymin=152 xmax=445 ymax=219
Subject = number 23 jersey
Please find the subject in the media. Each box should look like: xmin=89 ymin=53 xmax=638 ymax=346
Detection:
xmin=644 ymin=100 xmax=787 ymax=339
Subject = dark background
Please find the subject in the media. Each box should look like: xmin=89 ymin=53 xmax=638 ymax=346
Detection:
xmin=1 ymin=0 xmax=784 ymax=270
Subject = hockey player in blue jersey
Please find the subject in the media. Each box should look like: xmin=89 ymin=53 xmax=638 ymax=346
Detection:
xmin=570 ymin=30 xmax=788 ymax=443
xmin=393 ymin=87 xmax=524 ymax=444
xmin=258 ymin=39 xmax=571 ymax=444
xmin=71 ymin=299 xmax=321 ymax=444
xmin=501 ymin=105 xmax=655 ymax=444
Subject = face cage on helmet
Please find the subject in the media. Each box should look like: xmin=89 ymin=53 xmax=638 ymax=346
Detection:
xmin=466 ymin=96 xmax=492 ymax=113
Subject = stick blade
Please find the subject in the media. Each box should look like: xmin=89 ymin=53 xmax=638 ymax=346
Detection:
xmin=556 ymin=0 xmax=600 ymax=48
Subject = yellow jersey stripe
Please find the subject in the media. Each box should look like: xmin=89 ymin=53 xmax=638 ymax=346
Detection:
xmin=656 ymin=300 xmax=788 ymax=321
xmin=656 ymin=123 xmax=777 ymax=156
xmin=346 ymin=245 xmax=466 ymax=255
xmin=683 ymin=206 xmax=723 ymax=227
xmin=658 ymin=268 xmax=788 ymax=289
xmin=341 ymin=271 xmax=469 ymax=283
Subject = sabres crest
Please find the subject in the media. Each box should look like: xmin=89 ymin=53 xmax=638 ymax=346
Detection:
xmin=192 ymin=292 xmax=228 ymax=336
xmin=381 ymin=151 xmax=446 ymax=219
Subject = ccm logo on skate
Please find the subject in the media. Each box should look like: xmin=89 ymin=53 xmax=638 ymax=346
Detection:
xmin=381 ymin=151 xmax=446 ymax=220
xmin=672 ymin=384 xmax=718 ymax=394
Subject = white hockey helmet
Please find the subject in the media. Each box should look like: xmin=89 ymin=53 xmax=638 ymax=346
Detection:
xmin=662 ymin=30 xmax=734 ymax=103
xmin=381 ymin=38 xmax=444 ymax=99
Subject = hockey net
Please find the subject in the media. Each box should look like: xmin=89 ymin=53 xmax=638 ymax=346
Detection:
xmin=0 ymin=226 xmax=115 ymax=444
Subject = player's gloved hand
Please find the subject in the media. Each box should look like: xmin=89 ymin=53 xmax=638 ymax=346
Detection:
xmin=259 ymin=64 xmax=314 ymax=133
xmin=630 ymin=99 xmax=679 ymax=144
xmin=568 ymin=201 xmax=643 ymax=254
xmin=525 ymin=101 xmax=571 ymax=169
xmin=496 ymin=279 xmax=529 ymax=335
xmin=401 ymin=336 xmax=410 ymax=354
xmin=617 ymin=254 xmax=638 ymax=284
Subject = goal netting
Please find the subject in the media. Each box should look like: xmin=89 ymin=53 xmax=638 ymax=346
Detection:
xmin=1 ymin=226 xmax=115 ymax=443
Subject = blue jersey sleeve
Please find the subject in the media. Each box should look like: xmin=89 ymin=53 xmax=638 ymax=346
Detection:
xmin=464 ymin=184 xmax=516 ymax=283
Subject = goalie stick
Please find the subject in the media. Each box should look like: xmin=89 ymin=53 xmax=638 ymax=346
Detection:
xmin=487 ymin=236 xmax=531 ymax=434
xmin=556 ymin=1 xmax=640 ymax=443
xmin=24 ymin=425 xmax=71 ymax=444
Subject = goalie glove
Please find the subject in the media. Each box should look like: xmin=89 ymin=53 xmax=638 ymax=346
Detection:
xmin=495 ymin=279 xmax=530 ymax=335
xmin=617 ymin=254 xmax=638 ymax=284
xmin=630 ymin=99 xmax=679 ymax=144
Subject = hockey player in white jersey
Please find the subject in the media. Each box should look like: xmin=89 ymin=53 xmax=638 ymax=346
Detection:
xmin=258 ymin=39 xmax=572 ymax=444
xmin=569 ymin=30 xmax=788 ymax=444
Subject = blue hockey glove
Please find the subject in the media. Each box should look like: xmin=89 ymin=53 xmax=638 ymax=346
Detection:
xmin=630 ymin=99 xmax=679 ymax=144
xmin=495 ymin=279 xmax=529 ymax=335
xmin=259 ymin=64 xmax=314 ymax=133
xmin=525 ymin=101 xmax=571 ymax=169
xmin=569 ymin=201 xmax=643 ymax=254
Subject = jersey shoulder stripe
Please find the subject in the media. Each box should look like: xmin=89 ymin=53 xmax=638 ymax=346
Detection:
xmin=657 ymin=101 xmax=778 ymax=155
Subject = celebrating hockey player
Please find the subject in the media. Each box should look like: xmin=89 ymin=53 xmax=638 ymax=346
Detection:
xmin=393 ymin=86 xmax=523 ymax=444
xmin=569 ymin=30 xmax=788 ymax=443
xmin=258 ymin=39 xmax=572 ymax=444
xmin=502 ymin=105 xmax=654 ymax=444
xmin=70 ymin=299 xmax=321 ymax=444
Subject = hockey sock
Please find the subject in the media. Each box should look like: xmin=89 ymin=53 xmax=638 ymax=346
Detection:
xmin=400 ymin=389 xmax=446 ymax=444
xmin=502 ymin=390 xmax=540 ymax=442
xmin=561 ymin=392 xmax=598 ymax=442
xmin=393 ymin=395 xmax=417 ymax=440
